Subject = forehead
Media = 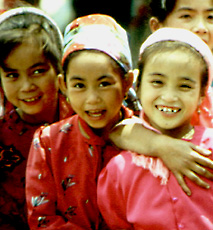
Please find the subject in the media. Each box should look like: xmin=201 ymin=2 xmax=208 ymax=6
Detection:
xmin=173 ymin=0 xmax=213 ymax=10
xmin=144 ymin=49 xmax=204 ymax=76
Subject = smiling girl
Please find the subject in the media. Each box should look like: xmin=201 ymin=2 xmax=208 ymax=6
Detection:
xmin=0 ymin=7 xmax=74 ymax=229
xmin=97 ymin=28 xmax=213 ymax=230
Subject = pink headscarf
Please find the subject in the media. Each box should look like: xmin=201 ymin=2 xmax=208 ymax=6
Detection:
xmin=139 ymin=28 xmax=213 ymax=128
xmin=62 ymin=14 xmax=132 ymax=73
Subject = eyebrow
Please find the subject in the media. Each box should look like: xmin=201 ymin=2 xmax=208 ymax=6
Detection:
xmin=149 ymin=73 xmax=197 ymax=83
xmin=2 ymin=62 xmax=48 ymax=72
xmin=179 ymin=77 xmax=196 ymax=83
xmin=177 ymin=7 xmax=213 ymax=12
xmin=68 ymin=75 xmax=114 ymax=82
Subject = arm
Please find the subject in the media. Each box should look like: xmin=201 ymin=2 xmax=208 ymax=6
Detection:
xmin=26 ymin=127 xmax=84 ymax=230
xmin=110 ymin=122 xmax=213 ymax=196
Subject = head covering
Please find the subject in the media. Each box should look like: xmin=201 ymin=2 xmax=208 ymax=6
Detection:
xmin=139 ymin=27 xmax=213 ymax=128
xmin=62 ymin=14 xmax=132 ymax=73
xmin=0 ymin=6 xmax=63 ymax=49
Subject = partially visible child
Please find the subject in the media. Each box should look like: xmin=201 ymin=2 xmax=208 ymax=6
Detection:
xmin=97 ymin=28 xmax=213 ymax=229
xmin=0 ymin=7 xmax=74 ymax=229
xmin=26 ymin=14 xmax=134 ymax=229
xmin=148 ymin=0 xmax=213 ymax=52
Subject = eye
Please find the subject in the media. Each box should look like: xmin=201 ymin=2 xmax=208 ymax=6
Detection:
xmin=151 ymin=80 xmax=163 ymax=87
xmin=32 ymin=67 xmax=49 ymax=76
xmin=73 ymin=82 xmax=85 ymax=89
xmin=207 ymin=14 xmax=213 ymax=22
xmin=5 ymin=72 xmax=19 ymax=79
xmin=180 ymin=84 xmax=192 ymax=90
xmin=179 ymin=14 xmax=192 ymax=19
xmin=99 ymin=81 xmax=112 ymax=87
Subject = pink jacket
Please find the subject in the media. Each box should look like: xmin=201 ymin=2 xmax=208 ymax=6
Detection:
xmin=97 ymin=126 xmax=213 ymax=230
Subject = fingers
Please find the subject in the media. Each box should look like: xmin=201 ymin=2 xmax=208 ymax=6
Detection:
xmin=174 ymin=173 xmax=191 ymax=196
xmin=190 ymin=163 xmax=213 ymax=179
xmin=184 ymin=170 xmax=210 ymax=190
xmin=192 ymin=145 xmax=212 ymax=156
xmin=174 ymin=170 xmax=211 ymax=196
xmin=190 ymin=150 xmax=213 ymax=170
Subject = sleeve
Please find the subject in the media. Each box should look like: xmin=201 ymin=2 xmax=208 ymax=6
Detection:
xmin=26 ymin=127 xmax=84 ymax=230
xmin=97 ymin=155 xmax=133 ymax=230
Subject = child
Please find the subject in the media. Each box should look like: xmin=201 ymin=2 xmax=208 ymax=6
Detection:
xmin=0 ymin=7 xmax=74 ymax=229
xmin=26 ymin=14 xmax=134 ymax=229
xmin=149 ymin=0 xmax=213 ymax=52
xmin=97 ymin=28 xmax=213 ymax=229
xmin=110 ymin=0 xmax=213 ymax=194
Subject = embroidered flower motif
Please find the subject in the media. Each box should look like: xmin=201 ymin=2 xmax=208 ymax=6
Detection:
xmin=38 ymin=216 xmax=49 ymax=228
xmin=32 ymin=192 xmax=49 ymax=207
xmin=61 ymin=175 xmax=76 ymax=191
xmin=60 ymin=123 xmax=73 ymax=133
xmin=33 ymin=137 xmax=41 ymax=149
xmin=65 ymin=206 xmax=77 ymax=219
xmin=0 ymin=144 xmax=24 ymax=172
xmin=88 ymin=145 xmax=94 ymax=157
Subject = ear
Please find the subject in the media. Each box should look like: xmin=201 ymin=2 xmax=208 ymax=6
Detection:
xmin=123 ymin=70 xmax=134 ymax=94
xmin=58 ymin=73 xmax=67 ymax=96
xmin=149 ymin=17 xmax=163 ymax=32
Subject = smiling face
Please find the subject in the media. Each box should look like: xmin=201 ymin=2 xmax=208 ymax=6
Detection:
xmin=138 ymin=48 xmax=204 ymax=138
xmin=151 ymin=0 xmax=213 ymax=51
xmin=0 ymin=40 xmax=59 ymax=123
xmin=62 ymin=51 xmax=131 ymax=133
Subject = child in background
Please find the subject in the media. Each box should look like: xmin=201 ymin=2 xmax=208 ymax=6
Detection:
xmin=149 ymin=0 xmax=213 ymax=52
xmin=0 ymin=7 xmax=74 ymax=229
xmin=97 ymin=28 xmax=213 ymax=229
xmin=110 ymin=0 xmax=213 ymax=194
xmin=26 ymin=14 xmax=134 ymax=229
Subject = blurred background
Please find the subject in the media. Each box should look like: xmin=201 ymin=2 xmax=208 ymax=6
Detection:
xmin=1 ymin=0 xmax=152 ymax=68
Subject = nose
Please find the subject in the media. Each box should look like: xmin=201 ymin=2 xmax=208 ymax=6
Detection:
xmin=21 ymin=77 xmax=37 ymax=92
xmin=192 ymin=17 xmax=208 ymax=35
xmin=86 ymin=89 xmax=102 ymax=104
xmin=161 ymin=88 xmax=178 ymax=103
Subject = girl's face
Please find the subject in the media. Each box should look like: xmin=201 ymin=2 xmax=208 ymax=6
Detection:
xmin=0 ymin=41 xmax=59 ymax=123
xmin=61 ymin=51 xmax=132 ymax=133
xmin=139 ymin=49 xmax=203 ymax=138
xmin=152 ymin=0 xmax=213 ymax=51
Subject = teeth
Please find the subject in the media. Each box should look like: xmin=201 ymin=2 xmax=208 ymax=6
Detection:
xmin=88 ymin=110 xmax=103 ymax=117
xmin=24 ymin=97 xmax=39 ymax=102
xmin=158 ymin=106 xmax=179 ymax=113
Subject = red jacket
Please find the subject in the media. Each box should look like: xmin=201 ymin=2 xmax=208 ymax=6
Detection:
xmin=26 ymin=107 xmax=132 ymax=229
xmin=0 ymin=94 xmax=74 ymax=229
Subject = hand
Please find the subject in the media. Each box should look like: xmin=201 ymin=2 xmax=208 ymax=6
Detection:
xmin=156 ymin=136 xmax=213 ymax=196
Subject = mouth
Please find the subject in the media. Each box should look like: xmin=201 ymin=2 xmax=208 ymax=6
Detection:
xmin=86 ymin=109 xmax=106 ymax=118
xmin=156 ymin=105 xmax=181 ymax=114
xmin=21 ymin=96 xmax=42 ymax=103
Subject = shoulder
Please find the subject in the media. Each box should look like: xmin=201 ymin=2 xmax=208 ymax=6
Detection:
xmin=33 ymin=115 xmax=79 ymax=147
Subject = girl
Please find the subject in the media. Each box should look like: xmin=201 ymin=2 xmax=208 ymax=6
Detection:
xmin=110 ymin=0 xmax=213 ymax=195
xmin=97 ymin=28 xmax=213 ymax=230
xmin=26 ymin=14 xmax=134 ymax=229
xmin=149 ymin=0 xmax=213 ymax=51
xmin=0 ymin=7 xmax=74 ymax=229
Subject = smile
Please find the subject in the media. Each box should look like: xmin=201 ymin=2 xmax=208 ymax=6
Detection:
xmin=156 ymin=105 xmax=181 ymax=114
xmin=22 ymin=96 xmax=41 ymax=102
xmin=86 ymin=110 xmax=106 ymax=118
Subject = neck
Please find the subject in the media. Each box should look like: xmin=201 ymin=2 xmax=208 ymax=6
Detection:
xmin=160 ymin=124 xmax=194 ymax=139
xmin=16 ymin=103 xmax=58 ymax=125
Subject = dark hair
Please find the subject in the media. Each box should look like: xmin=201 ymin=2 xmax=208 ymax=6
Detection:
xmin=136 ymin=41 xmax=209 ymax=97
xmin=0 ymin=11 xmax=63 ymax=74
xmin=149 ymin=0 xmax=177 ymax=22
